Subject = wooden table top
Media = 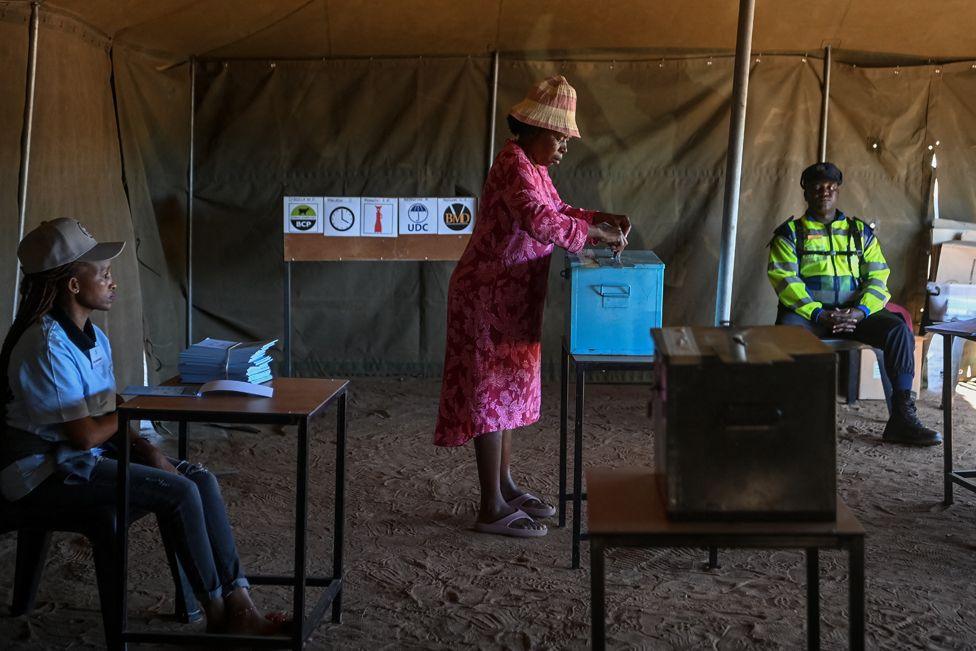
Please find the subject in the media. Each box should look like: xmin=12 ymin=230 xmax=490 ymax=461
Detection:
xmin=587 ymin=468 xmax=864 ymax=537
xmin=119 ymin=377 xmax=348 ymax=419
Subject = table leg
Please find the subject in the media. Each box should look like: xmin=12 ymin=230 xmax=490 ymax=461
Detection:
xmin=849 ymin=536 xmax=865 ymax=651
xmin=178 ymin=421 xmax=188 ymax=462
xmin=559 ymin=344 xmax=569 ymax=528
xmin=943 ymin=334 xmax=954 ymax=507
xmin=332 ymin=392 xmax=347 ymax=623
xmin=293 ymin=417 xmax=309 ymax=650
xmin=806 ymin=547 xmax=820 ymax=651
xmin=572 ymin=365 xmax=585 ymax=570
xmin=284 ymin=260 xmax=292 ymax=378
xmin=707 ymin=546 xmax=719 ymax=570
xmin=591 ymin=538 xmax=606 ymax=651
xmin=115 ymin=413 xmax=131 ymax=651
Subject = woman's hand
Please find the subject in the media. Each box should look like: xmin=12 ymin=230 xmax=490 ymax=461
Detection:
xmin=596 ymin=212 xmax=632 ymax=240
xmin=588 ymin=221 xmax=628 ymax=252
xmin=132 ymin=437 xmax=177 ymax=474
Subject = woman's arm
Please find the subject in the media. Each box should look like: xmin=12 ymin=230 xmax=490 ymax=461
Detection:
xmin=61 ymin=412 xmax=119 ymax=450
xmin=501 ymin=163 xmax=591 ymax=252
xmin=62 ymin=401 xmax=176 ymax=473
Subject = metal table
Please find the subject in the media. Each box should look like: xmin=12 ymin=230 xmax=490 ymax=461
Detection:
xmin=116 ymin=377 xmax=348 ymax=649
xmin=559 ymin=339 xmax=654 ymax=569
xmin=587 ymin=468 xmax=866 ymax=651
xmin=926 ymin=320 xmax=976 ymax=505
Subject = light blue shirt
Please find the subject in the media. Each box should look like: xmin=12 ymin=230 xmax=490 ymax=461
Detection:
xmin=1 ymin=313 xmax=115 ymax=501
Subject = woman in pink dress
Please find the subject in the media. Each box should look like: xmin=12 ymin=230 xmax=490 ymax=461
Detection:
xmin=435 ymin=76 xmax=631 ymax=537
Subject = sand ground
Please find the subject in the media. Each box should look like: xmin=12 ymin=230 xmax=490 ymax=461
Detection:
xmin=1 ymin=377 xmax=975 ymax=650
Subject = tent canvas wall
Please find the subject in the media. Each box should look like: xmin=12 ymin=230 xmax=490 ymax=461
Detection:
xmin=1 ymin=1 xmax=974 ymax=383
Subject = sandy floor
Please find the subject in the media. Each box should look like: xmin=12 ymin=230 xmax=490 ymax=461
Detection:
xmin=1 ymin=377 xmax=975 ymax=650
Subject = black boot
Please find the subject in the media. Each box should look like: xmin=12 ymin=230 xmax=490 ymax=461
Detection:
xmin=882 ymin=390 xmax=942 ymax=446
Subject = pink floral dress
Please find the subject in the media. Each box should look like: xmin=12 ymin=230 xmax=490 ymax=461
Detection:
xmin=434 ymin=140 xmax=597 ymax=446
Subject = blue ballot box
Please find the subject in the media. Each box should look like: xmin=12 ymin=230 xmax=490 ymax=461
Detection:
xmin=563 ymin=249 xmax=665 ymax=355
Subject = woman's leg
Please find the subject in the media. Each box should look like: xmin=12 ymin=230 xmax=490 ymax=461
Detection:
xmin=474 ymin=431 xmax=543 ymax=531
xmin=174 ymin=460 xmax=282 ymax=635
xmin=175 ymin=462 xmax=246 ymax=593
xmin=498 ymin=429 xmax=553 ymax=512
xmin=18 ymin=460 xmax=224 ymax=604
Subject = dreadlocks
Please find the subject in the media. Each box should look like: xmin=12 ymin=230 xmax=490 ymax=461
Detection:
xmin=1 ymin=262 xmax=80 ymax=425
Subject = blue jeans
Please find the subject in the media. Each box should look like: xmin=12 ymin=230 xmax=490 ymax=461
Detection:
xmin=18 ymin=456 xmax=249 ymax=602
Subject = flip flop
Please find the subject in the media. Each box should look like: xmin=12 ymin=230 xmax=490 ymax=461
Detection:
xmin=507 ymin=492 xmax=557 ymax=519
xmin=474 ymin=509 xmax=547 ymax=538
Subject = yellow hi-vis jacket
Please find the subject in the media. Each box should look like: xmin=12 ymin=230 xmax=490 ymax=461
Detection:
xmin=768 ymin=211 xmax=891 ymax=321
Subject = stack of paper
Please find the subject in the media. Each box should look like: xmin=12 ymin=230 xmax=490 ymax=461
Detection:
xmin=179 ymin=338 xmax=277 ymax=384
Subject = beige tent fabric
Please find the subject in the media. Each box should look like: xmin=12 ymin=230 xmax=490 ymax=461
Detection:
xmin=112 ymin=46 xmax=190 ymax=382
xmin=826 ymin=63 xmax=934 ymax=317
xmin=496 ymin=57 xmax=825 ymax=369
xmin=185 ymin=57 xmax=489 ymax=376
xmin=0 ymin=7 xmax=28 ymax=327
xmin=30 ymin=0 xmax=976 ymax=60
xmin=929 ymin=62 xmax=976 ymax=225
xmin=108 ymin=51 xmax=969 ymax=377
xmin=3 ymin=4 xmax=972 ymax=379
xmin=15 ymin=13 xmax=145 ymax=387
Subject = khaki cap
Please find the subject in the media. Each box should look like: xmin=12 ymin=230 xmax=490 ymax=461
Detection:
xmin=17 ymin=218 xmax=125 ymax=275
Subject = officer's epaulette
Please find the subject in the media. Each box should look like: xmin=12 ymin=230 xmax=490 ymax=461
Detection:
xmin=772 ymin=216 xmax=796 ymax=241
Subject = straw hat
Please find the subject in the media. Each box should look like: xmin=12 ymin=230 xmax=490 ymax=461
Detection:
xmin=509 ymin=75 xmax=580 ymax=138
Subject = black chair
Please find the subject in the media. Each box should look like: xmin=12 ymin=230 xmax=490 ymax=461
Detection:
xmin=1 ymin=497 xmax=201 ymax=648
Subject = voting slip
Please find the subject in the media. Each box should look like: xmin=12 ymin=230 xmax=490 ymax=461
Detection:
xmin=179 ymin=338 xmax=278 ymax=384
xmin=122 ymin=380 xmax=273 ymax=399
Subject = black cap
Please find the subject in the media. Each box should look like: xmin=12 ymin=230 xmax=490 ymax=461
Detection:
xmin=800 ymin=162 xmax=843 ymax=188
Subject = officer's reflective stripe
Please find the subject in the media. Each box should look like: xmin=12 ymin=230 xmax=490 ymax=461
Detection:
xmin=864 ymin=287 xmax=887 ymax=301
xmin=786 ymin=295 xmax=814 ymax=308
xmin=775 ymin=276 xmax=806 ymax=294
xmin=865 ymin=262 xmax=888 ymax=272
xmin=768 ymin=261 xmax=799 ymax=272
xmin=865 ymin=278 xmax=888 ymax=291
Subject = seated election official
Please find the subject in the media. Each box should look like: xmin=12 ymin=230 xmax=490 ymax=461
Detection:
xmin=0 ymin=218 xmax=287 ymax=635
xmin=768 ymin=163 xmax=941 ymax=447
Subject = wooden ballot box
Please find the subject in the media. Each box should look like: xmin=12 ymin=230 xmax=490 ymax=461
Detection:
xmin=650 ymin=325 xmax=837 ymax=521
xmin=563 ymin=249 xmax=664 ymax=355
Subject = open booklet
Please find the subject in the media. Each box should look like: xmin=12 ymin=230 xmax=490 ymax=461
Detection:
xmin=122 ymin=380 xmax=274 ymax=399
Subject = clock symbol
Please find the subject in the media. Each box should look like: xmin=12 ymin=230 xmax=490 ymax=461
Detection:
xmin=329 ymin=206 xmax=355 ymax=232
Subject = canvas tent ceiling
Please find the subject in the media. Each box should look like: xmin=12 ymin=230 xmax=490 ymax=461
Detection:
xmin=24 ymin=0 xmax=976 ymax=61
xmin=2 ymin=1 xmax=975 ymax=382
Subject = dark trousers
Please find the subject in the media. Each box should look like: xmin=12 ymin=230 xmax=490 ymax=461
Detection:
xmin=18 ymin=458 xmax=248 ymax=602
xmin=776 ymin=307 xmax=915 ymax=392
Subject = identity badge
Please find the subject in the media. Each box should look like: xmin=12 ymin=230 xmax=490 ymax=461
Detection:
xmin=89 ymin=346 xmax=105 ymax=370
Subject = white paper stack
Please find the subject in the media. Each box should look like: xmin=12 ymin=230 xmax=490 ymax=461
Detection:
xmin=179 ymin=338 xmax=277 ymax=384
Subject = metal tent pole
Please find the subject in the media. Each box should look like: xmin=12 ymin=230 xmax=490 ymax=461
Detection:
xmin=12 ymin=2 xmax=40 ymax=321
xmin=185 ymin=57 xmax=195 ymax=347
xmin=487 ymin=51 xmax=500 ymax=172
xmin=818 ymin=45 xmax=832 ymax=162
xmin=714 ymin=0 xmax=757 ymax=327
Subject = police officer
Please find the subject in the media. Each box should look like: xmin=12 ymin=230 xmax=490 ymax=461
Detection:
xmin=768 ymin=162 xmax=940 ymax=446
